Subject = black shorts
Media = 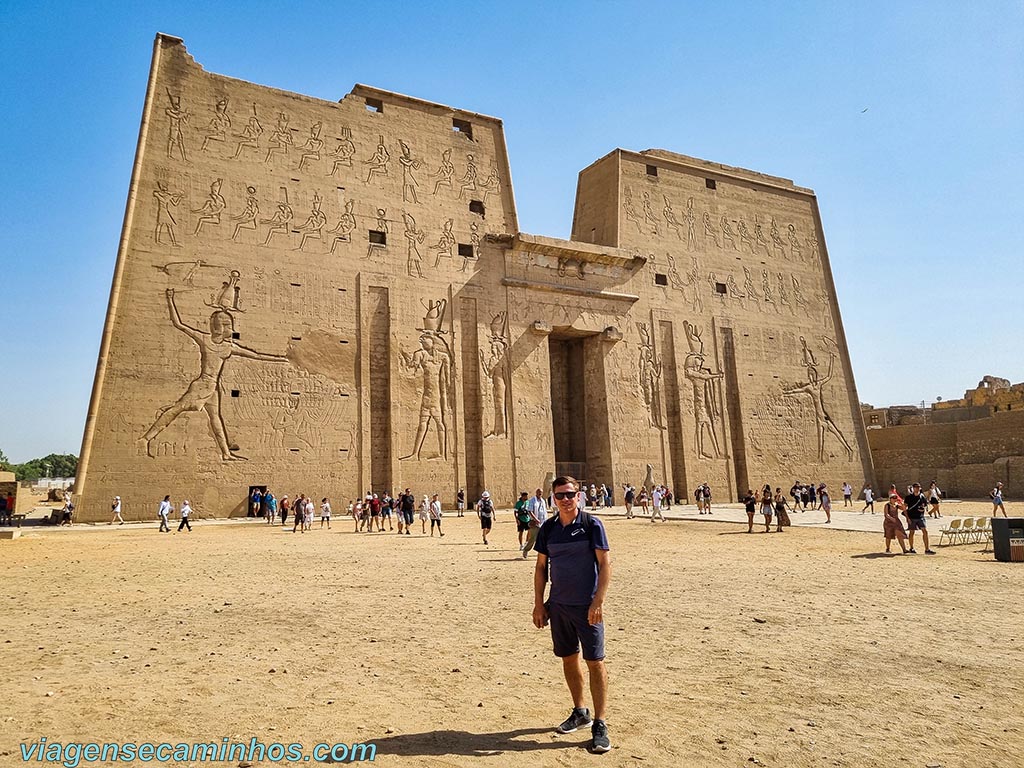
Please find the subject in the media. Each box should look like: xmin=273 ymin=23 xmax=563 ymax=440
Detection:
xmin=480 ymin=516 xmax=492 ymax=529
xmin=517 ymin=520 xmax=530 ymax=532
xmin=908 ymin=517 xmax=927 ymax=531
xmin=548 ymin=602 xmax=605 ymax=661
xmin=402 ymin=510 xmax=414 ymax=525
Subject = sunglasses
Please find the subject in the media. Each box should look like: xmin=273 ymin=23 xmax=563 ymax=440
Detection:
xmin=553 ymin=491 xmax=577 ymax=500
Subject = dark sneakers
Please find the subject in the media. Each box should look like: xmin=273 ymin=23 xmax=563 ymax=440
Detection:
xmin=556 ymin=707 xmax=593 ymax=734
xmin=591 ymin=720 xmax=611 ymax=753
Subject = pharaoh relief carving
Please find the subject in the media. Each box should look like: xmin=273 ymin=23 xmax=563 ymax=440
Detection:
xmin=458 ymin=154 xmax=479 ymax=199
xmin=265 ymin=112 xmax=293 ymax=164
xmin=297 ymin=122 xmax=324 ymax=171
xmin=402 ymin=211 xmax=426 ymax=277
xmin=231 ymin=186 xmax=260 ymax=242
xmin=683 ymin=321 xmax=724 ymax=459
xmin=366 ymin=208 xmax=389 ymax=260
xmin=192 ymin=178 xmax=226 ymax=237
xmin=685 ymin=257 xmax=704 ymax=314
xmin=329 ymin=127 xmax=357 ymax=175
xmin=662 ymin=196 xmax=683 ymax=239
xmin=721 ymin=215 xmax=738 ymax=251
xmin=431 ymin=218 xmax=456 ymax=267
xmin=642 ymin=192 xmax=660 ymax=235
xmin=754 ymin=220 xmax=772 ymax=258
xmin=787 ymin=224 xmax=803 ymax=260
xmin=761 ymin=269 xmax=778 ymax=312
xmin=807 ymin=229 xmax=820 ymax=262
xmin=776 ymin=272 xmax=793 ymax=314
xmin=480 ymin=167 xmax=501 ymax=203
xmin=666 ymin=254 xmax=688 ymax=299
xmin=635 ymin=322 xmax=665 ymax=430
xmin=398 ymin=140 xmax=422 ymax=203
xmin=399 ymin=298 xmax=454 ymax=461
xmin=791 ymin=275 xmax=810 ymax=317
xmin=781 ymin=337 xmax=854 ymax=463
xmin=153 ymin=181 xmax=183 ymax=246
xmin=770 ymin=218 xmax=787 ymax=260
xmin=142 ymin=277 xmax=290 ymax=461
xmin=200 ymin=97 xmax=231 ymax=153
xmin=702 ymin=212 xmax=720 ymax=248
xmin=295 ymin=193 xmax=326 ymax=250
xmin=684 ymin=197 xmax=697 ymax=250
xmin=431 ymin=149 xmax=455 ymax=195
xmin=329 ymin=200 xmax=357 ymax=254
xmin=261 ymin=191 xmax=294 ymax=247
xmin=742 ymin=267 xmax=761 ymax=311
xmin=460 ymin=222 xmax=481 ymax=272
xmin=480 ymin=312 xmax=510 ymax=438
xmin=164 ymin=90 xmax=190 ymax=162
xmin=364 ymin=135 xmax=390 ymax=183
xmin=623 ymin=188 xmax=644 ymax=234
xmin=737 ymin=220 xmax=755 ymax=253
xmin=231 ymin=104 xmax=264 ymax=160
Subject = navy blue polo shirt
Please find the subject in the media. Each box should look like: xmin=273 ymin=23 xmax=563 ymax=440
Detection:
xmin=534 ymin=511 xmax=610 ymax=606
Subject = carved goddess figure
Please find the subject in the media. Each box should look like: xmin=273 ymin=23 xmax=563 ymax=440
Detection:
xmin=480 ymin=312 xmax=509 ymax=438
xmin=636 ymin=323 xmax=665 ymax=430
xmin=431 ymin=149 xmax=454 ymax=195
xmin=200 ymin=98 xmax=231 ymax=152
xmin=142 ymin=289 xmax=289 ymax=460
xmin=329 ymin=127 xmax=356 ymax=175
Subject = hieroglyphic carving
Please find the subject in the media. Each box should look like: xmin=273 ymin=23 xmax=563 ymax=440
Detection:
xmin=662 ymin=196 xmax=683 ymax=239
xmin=642 ymin=192 xmax=660 ymax=235
xmin=738 ymin=219 xmax=755 ymax=253
xmin=265 ymin=112 xmax=293 ymax=164
xmin=781 ymin=336 xmax=854 ymax=463
xmin=142 ymin=285 xmax=289 ymax=460
xmin=261 ymin=191 xmax=293 ymax=247
xmin=760 ymin=269 xmax=778 ymax=312
xmin=787 ymin=224 xmax=803 ymax=260
xmin=153 ymin=181 xmax=183 ymax=246
xmin=402 ymin=211 xmax=425 ymax=277
xmin=231 ymin=186 xmax=259 ymax=242
xmin=791 ymin=275 xmax=810 ymax=317
xmin=367 ymin=208 xmax=389 ymax=260
xmin=231 ymin=104 xmax=263 ymax=160
xmin=666 ymin=253 xmax=688 ymax=298
xmin=703 ymin=211 xmax=720 ymax=248
xmin=458 ymin=154 xmax=478 ymax=199
xmin=329 ymin=199 xmax=357 ymax=254
xmin=558 ymin=257 xmax=586 ymax=280
xmin=480 ymin=312 xmax=509 ymax=438
xmin=164 ymin=90 xmax=189 ymax=161
xmin=685 ymin=257 xmax=704 ymax=313
xmin=754 ymin=220 xmax=772 ymax=258
xmin=726 ymin=274 xmax=746 ymax=306
xmin=776 ymin=272 xmax=793 ymax=314
xmin=807 ymin=229 xmax=820 ymax=262
xmin=431 ymin=218 xmax=455 ymax=267
xmin=461 ymin=222 xmax=481 ymax=271
xmin=192 ymin=179 xmax=226 ymax=236
xmin=684 ymin=197 xmax=697 ymax=250
xmin=770 ymin=217 xmax=787 ymax=260
xmin=721 ymin=215 xmax=738 ymax=250
xmin=329 ymin=127 xmax=356 ymax=175
xmin=431 ymin=149 xmax=454 ymax=195
xmin=295 ymin=193 xmax=326 ymax=250
xmin=400 ymin=298 xmax=453 ymax=460
xmin=200 ymin=97 xmax=231 ymax=153
xmin=297 ymin=122 xmax=324 ymax=171
xmin=742 ymin=266 xmax=761 ymax=311
xmin=683 ymin=321 xmax=724 ymax=459
xmin=636 ymin=322 xmax=665 ymax=430
xmin=480 ymin=167 xmax=500 ymax=203
xmin=623 ymin=187 xmax=644 ymax=233
xmin=363 ymin=135 xmax=390 ymax=183
xmin=398 ymin=140 xmax=421 ymax=203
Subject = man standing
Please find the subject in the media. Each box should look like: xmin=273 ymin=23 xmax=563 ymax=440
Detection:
xmin=650 ymin=485 xmax=665 ymax=522
xmin=862 ymin=485 xmax=875 ymax=514
xmin=477 ymin=491 xmax=496 ymax=545
xmin=515 ymin=491 xmax=531 ymax=550
xmin=532 ymin=476 xmax=612 ymax=753
xmin=457 ymin=488 xmax=466 ymax=517
xmin=623 ymin=485 xmax=635 ymax=519
xmin=399 ymin=489 xmax=415 ymax=535
xmin=158 ymin=495 xmax=172 ymax=533
xmin=522 ymin=488 xmax=548 ymax=559
xmin=903 ymin=482 xmax=935 ymax=554
xmin=842 ymin=481 xmax=853 ymax=507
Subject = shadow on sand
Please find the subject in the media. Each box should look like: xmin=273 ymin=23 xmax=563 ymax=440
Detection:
xmin=361 ymin=726 xmax=592 ymax=759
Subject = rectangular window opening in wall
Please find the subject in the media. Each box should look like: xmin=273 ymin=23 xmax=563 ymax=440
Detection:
xmin=705 ymin=178 xmax=717 ymax=190
xmin=365 ymin=97 xmax=383 ymax=113
xmin=469 ymin=199 xmax=485 ymax=215
xmin=230 ymin=390 xmax=240 ymax=398
xmin=458 ymin=243 xmax=474 ymax=258
xmin=231 ymin=332 xmax=240 ymax=340
xmin=452 ymin=118 xmax=473 ymax=139
xmin=646 ymin=164 xmax=658 ymax=177
xmin=654 ymin=273 xmax=669 ymax=286
xmin=715 ymin=282 xmax=727 ymax=294
xmin=369 ymin=230 xmax=387 ymax=246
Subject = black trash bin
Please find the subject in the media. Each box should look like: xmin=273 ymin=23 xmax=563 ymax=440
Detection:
xmin=991 ymin=517 xmax=1024 ymax=562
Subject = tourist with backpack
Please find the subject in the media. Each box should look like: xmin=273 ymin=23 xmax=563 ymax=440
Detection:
xmin=477 ymin=491 xmax=496 ymax=545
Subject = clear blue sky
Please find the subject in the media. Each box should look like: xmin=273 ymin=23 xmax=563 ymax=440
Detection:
xmin=1 ymin=1 xmax=1021 ymax=463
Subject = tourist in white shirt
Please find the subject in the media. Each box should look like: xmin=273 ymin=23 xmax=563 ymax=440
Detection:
xmin=522 ymin=488 xmax=548 ymax=558
xmin=109 ymin=495 xmax=125 ymax=525
xmin=651 ymin=486 xmax=665 ymax=522
xmin=429 ymin=493 xmax=444 ymax=537
xmin=158 ymin=495 xmax=172 ymax=532
xmin=320 ymin=498 xmax=332 ymax=529
xmin=177 ymin=500 xmax=192 ymax=532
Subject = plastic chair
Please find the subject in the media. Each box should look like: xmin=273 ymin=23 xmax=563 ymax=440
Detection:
xmin=938 ymin=518 xmax=961 ymax=547
xmin=957 ymin=518 xmax=974 ymax=545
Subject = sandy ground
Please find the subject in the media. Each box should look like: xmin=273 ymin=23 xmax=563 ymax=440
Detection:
xmin=2 ymin=504 xmax=1022 ymax=768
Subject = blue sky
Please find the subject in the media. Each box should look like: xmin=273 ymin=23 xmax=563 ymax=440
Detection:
xmin=1 ymin=1 xmax=1021 ymax=463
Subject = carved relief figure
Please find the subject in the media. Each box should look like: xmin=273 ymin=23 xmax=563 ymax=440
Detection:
xmin=460 ymin=222 xmax=481 ymax=271
xmin=636 ymin=322 xmax=665 ymax=430
xmin=754 ymin=220 xmax=772 ymax=258
xmin=703 ymin=211 xmax=720 ymax=248
xmin=164 ymin=90 xmax=190 ymax=161
xmin=662 ymin=196 xmax=683 ymax=239
xmin=742 ymin=266 xmax=760 ymax=310
xmin=791 ymin=274 xmax=810 ymax=316
xmin=192 ymin=178 xmax=226 ymax=236
xmin=781 ymin=338 xmax=855 ymax=463
xmin=399 ymin=299 xmax=453 ymax=461
xmin=367 ymin=208 xmax=389 ymax=260
xmin=777 ymin=272 xmax=793 ymax=314
xmin=297 ymin=122 xmax=324 ymax=171
xmin=686 ymin=257 xmax=704 ymax=313
xmin=623 ymin=187 xmax=644 ymax=234
xmin=666 ymin=253 xmax=688 ymax=298
xmin=231 ymin=186 xmax=260 ymax=241
xmin=726 ymin=274 xmax=746 ymax=306
xmin=788 ymin=224 xmax=803 ymax=260
xmin=153 ymin=181 xmax=182 ymax=246
xmin=329 ymin=199 xmax=357 ymax=254
xmin=209 ymin=269 xmax=242 ymax=312
xmin=770 ymin=217 xmax=787 ymax=259
xmin=721 ymin=215 xmax=738 ymax=250
xmin=398 ymin=140 xmax=421 ymax=203
xmin=708 ymin=272 xmax=726 ymax=305
xmin=480 ymin=312 xmax=509 ymax=438
xmin=737 ymin=219 xmax=755 ymax=253
xmin=431 ymin=149 xmax=455 ymax=195
xmin=684 ymin=197 xmax=697 ymax=250
xmin=642 ymin=192 xmax=660 ymax=235
xmin=807 ymin=230 xmax=820 ymax=262
xmin=480 ymin=167 xmax=500 ymax=203
xmin=231 ymin=104 xmax=263 ymax=159
xmin=558 ymin=257 xmax=586 ymax=280
xmin=363 ymin=135 xmax=390 ymax=183
xmin=261 ymin=194 xmax=293 ymax=247
xmin=142 ymin=287 xmax=289 ymax=460
xmin=402 ymin=211 xmax=425 ymax=277
xmin=200 ymin=98 xmax=231 ymax=153
xmin=458 ymin=154 xmax=479 ymax=199
xmin=683 ymin=321 xmax=724 ymax=459
xmin=329 ymin=127 xmax=356 ymax=175
xmin=761 ymin=269 xmax=778 ymax=312
xmin=431 ymin=218 xmax=456 ymax=267
xmin=265 ymin=112 xmax=293 ymax=164
xmin=295 ymin=193 xmax=326 ymax=250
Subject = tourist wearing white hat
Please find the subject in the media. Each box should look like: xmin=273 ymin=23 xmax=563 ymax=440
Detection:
xmin=477 ymin=490 xmax=496 ymax=545
xmin=109 ymin=495 xmax=124 ymax=525
xmin=177 ymin=499 xmax=193 ymax=532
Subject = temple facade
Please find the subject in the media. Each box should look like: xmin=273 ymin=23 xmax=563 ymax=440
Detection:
xmin=75 ymin=34 xmax=873 ymax=521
